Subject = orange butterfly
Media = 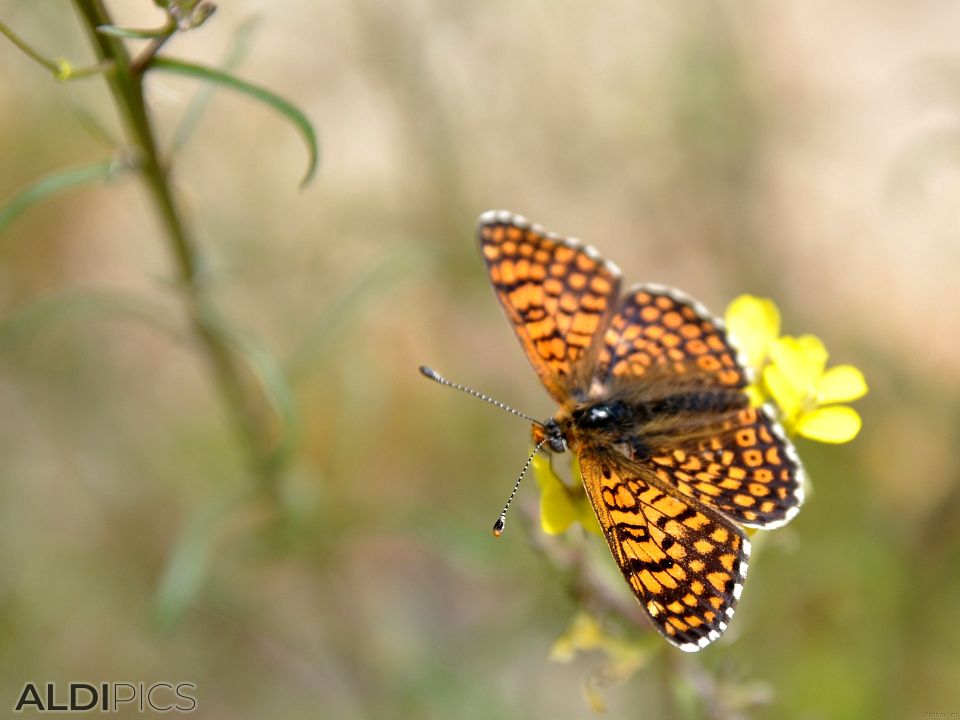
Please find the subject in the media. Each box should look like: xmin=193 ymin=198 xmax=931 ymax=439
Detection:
xmin=425 ymin=210 xmax=805 ymax=652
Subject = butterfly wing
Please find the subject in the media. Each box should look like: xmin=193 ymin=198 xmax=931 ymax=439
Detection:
xmin=578 ymin=443 xmax=750 ymax=651
xmin=478 ymin=210 xmax=621 ymax=403
xmin=594 ymin=283 xmax=804 ymax=527
xmin=648 ymin=405 xmax=805 ymax=528
xmin=595 ymin=283 xmax=747 ymax=391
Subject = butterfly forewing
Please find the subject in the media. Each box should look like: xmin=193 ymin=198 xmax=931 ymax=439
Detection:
xmin=578 ymin=445 xmax=750 ymax=652
xmin=478 ymin=210 xmax=621 ymax=402
xmin=595 ymin=284 xmax=747 ymax=391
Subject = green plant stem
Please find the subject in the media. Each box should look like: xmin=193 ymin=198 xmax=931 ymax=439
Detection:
xmin=0 ymin=17 xmax=62 ymax=73
xmin=128 ymin=21 xmax=176 ymax=75
xmin=71 ymin=0 xmax=279 ymax=492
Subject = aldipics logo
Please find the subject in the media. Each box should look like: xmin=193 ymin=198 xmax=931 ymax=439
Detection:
xmin=13 ymin=682 xmax=197 ymax=713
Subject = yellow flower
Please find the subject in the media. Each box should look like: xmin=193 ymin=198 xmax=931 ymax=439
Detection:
xmin=532 ymin=451 xmax=602 ymax=536
xmin=550 ymin=611 xmax=653 ymax=713
xmin=724 ymin=294 xmax=781 ymax=371
xmin=724 ymin=295 xmax=868 ymax=443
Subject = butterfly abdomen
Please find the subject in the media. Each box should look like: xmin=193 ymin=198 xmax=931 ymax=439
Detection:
xmin=570 ymin=390 xmax=745 ymax=432
xmin=632 ymin=390 xmax=747 ymax=420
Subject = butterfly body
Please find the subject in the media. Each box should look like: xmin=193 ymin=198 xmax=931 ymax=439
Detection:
xmin=477 ymin=210 xmax=805 ymax=652
xmin=543 ymin=387 xmax=751 ymax=460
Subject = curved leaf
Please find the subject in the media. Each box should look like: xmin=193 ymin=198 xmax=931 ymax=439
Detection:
xmin=0 ymin=289 xmax=183 ymax=346
xmin=228 ymin=327 xmax=303 ymax=475
xmin=96 ymin=24 xmax=174 ymax=40
xmin=0 ymin=160 xmax=123 ymax=234
xmin=200 ymin=310 xmax=303 ymax=476
xmin=0 ymin=18 xmax=62 ymax=75
xmin=153 ymin=491 xmax=251 ymax=631
xmin=170 ymin=15 xmax=261 ymax=153
xmin=150 ymin=56 xmax=319 ymax=186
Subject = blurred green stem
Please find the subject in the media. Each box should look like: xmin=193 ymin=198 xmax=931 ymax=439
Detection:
xmin=0 ymin=17 xmax=112 ymax=79
xmin=0 ymin=17 xmax=64 ymax=74
xmin=71 ymin=0 xmax=280 ymax=493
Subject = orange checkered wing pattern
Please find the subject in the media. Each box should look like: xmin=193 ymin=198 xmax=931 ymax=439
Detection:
xmin=595 ymin=284 xmax=747 ymax=390
xmin=592 ymin=283 xmax=804 ymax=528
xmin=478 ymin=210 xmax=621 ymax=403
xmin=650 ymin=405 xmax=805 ymax=528
xmin=578 ymin=444 xmax=750 ymax=652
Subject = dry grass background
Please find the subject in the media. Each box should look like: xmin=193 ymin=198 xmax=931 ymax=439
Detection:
xmin=1 ymin=1 xmax=959 ymax=718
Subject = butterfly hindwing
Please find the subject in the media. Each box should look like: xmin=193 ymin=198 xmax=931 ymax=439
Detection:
xmin=649 ymin=405 xmax=805 ymax=528
xmin=478 ymin=210 xmax=621 ymax=402
xmin=578 ymin=444 xmax=750 ymax=652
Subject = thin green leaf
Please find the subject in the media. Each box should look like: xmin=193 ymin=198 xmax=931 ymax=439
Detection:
xmin=0 ymin=289 xmax=183 ymax=346
xmin=96 ymin=23 xmax=174 ymax=40
xmin=207 ymin=314 xmax=303 ymax=476
xmin=1 ymin=18 xmax=111 ymax=80
xmin=0 ymin=18 xmax=62 ymax=75
xmin=0 ymin=160 xmax=124 ymax=235
xmin=150 ymin=56 xmax=319 ymax=186
xmin=152 ymin=492 xmax=250 ymax=632
xmin=170 ymin=15 xmax=261 ymax=154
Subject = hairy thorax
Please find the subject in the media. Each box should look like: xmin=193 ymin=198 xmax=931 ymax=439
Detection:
xmin=535 ymin=388 xmax=749 ymax=461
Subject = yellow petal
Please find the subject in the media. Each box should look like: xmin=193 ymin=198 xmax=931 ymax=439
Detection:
xmin=533 ymin=451 xmax=578 ymax=534
xmin=540 ymin=483 xmax=578 ymax=535
xmin=571 ymin=455 xmax=602 ymax=534
xmin=532 ymin=451 xmax=562 ymax=492
xmin=584 ymin=685 xmax=607 ymax=715
xmin=577 ymin=497 xmax=603 ymax=535
xmin=762 ymin=363 xmax=804 ymax=420
xmin=745 ymin=384 xmax=766 ymax=408
xmin=796 ymin=334 xmax=829 ymax=380
xmin=768 ymin=337 xmax=807 ymax=388
xmin=724 ymin=294 xmax=781 ymax=371
xmin=817 ymin=364 xmax=868 ymax=404
xmin=769 ymin=335 xmax=828 ymax=395
xmin=795 ymin=406 xmax=862 ymax=443
xmin=550 ymin=612 xmax=605 ymax=662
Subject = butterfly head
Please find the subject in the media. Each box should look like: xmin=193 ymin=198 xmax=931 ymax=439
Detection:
xmin=534 ymin=402 xmax=619 ymax=456
xmin=538 ymin=418 xmax=568 ymax=453
xmin=538 ymin=396 xmax=654 ymax=462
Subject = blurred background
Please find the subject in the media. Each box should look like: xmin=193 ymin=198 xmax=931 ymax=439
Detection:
xmin=1 ymin=1 xmax=959 ymax=718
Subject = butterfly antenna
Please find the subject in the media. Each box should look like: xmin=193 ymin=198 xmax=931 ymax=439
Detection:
xmin=418 ymin=366 xmax=540 ymax=425
xmin=492 ymin=438 xmax=549 ymax=537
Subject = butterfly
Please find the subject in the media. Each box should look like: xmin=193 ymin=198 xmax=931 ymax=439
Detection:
xmin=473 ymin=209 xmax=805 ymax=652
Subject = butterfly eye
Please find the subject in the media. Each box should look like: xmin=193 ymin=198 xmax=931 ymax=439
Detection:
xmin=543 ymin=419 xmax=567 ymax=453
